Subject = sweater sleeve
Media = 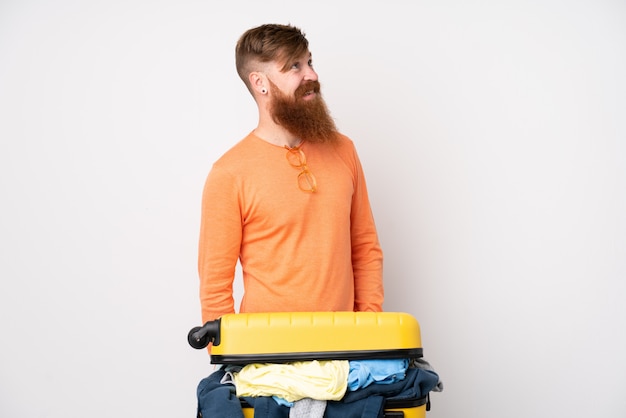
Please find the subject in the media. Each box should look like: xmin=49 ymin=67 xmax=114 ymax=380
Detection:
xmin=349 ymin=145 xmax=385 ymax=312
xmin=198 ymin=163 xmax=242 ymax=323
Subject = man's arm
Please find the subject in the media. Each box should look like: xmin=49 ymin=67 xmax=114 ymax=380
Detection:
xmin=349 ymin=145 xmax=384 ymax=312
xmin=198 ymin=164 xmax=242 ymax=322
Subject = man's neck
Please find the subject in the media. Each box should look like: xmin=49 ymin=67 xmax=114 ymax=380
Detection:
xmin=253 ymin=124 xmax=301 ymax=148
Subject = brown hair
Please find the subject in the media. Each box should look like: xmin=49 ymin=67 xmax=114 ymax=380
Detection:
xmin=235 ymin=24 xmax=309 ymax=93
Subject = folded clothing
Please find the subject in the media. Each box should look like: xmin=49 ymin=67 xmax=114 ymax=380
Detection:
xmin=233 ymin=360 xmax=349 ymax=402
xmin=198 ymin=363 xmax=440 ymax=418
xmin=348 ymin=359 xmax=409 ymax=391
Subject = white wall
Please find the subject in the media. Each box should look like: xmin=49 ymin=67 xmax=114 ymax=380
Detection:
xmin=1 ymin=1 xmax=624 ymax=417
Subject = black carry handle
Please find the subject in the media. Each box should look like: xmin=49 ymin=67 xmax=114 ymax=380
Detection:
xmin=187 ymin=319 xmax=221 ymax=349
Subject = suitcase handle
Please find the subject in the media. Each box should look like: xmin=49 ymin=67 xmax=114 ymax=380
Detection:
xmin=187 ymin=319 xmax=221 ymax=349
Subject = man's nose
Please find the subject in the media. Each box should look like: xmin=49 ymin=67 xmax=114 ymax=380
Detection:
xmin=303 ymin=66 xmax=318 ymax=81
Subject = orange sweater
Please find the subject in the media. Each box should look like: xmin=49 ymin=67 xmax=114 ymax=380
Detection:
xmin=198 ymin=132 xmax=384 ymax=323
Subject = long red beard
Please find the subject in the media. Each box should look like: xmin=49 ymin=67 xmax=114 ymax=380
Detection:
xmin=268 ymin=80 xmax=338 ymax=143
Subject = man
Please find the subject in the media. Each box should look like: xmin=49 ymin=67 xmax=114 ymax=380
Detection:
xmin=198 ymin=23 xmax=384 ymax=325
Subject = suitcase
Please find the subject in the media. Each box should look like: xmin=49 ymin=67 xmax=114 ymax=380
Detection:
xmin=189 ymin=311 xmax=433 ymax=418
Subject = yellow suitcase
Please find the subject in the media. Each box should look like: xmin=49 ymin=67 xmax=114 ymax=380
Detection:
xmin=189 ymin=312 xmax=433 ymax=418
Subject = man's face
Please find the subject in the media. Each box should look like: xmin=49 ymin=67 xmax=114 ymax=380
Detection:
xmin=265 ymin=52 xmax=337 ymax=142
xmin=266 ymin=51 xmax=319 ymax=100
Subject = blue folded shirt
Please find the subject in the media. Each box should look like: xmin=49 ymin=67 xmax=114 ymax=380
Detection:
xmin=347 ymin=359 xmax=409 ymax=391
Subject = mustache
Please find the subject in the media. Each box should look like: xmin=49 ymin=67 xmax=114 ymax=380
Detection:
xmin=294 ymin=80 xmax=321 ymax=98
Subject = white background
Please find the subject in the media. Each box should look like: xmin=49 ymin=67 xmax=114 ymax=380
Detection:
xmin=1 ymin=1 xmax=625 ymax=417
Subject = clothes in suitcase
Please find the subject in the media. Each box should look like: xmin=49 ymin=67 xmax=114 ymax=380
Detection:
xmin=189 ymin=311 xmax=438 ymax=418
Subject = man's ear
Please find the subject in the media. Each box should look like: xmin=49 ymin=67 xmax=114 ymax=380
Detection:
xmin=249 ymin=72 xmax=268 ymax=95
